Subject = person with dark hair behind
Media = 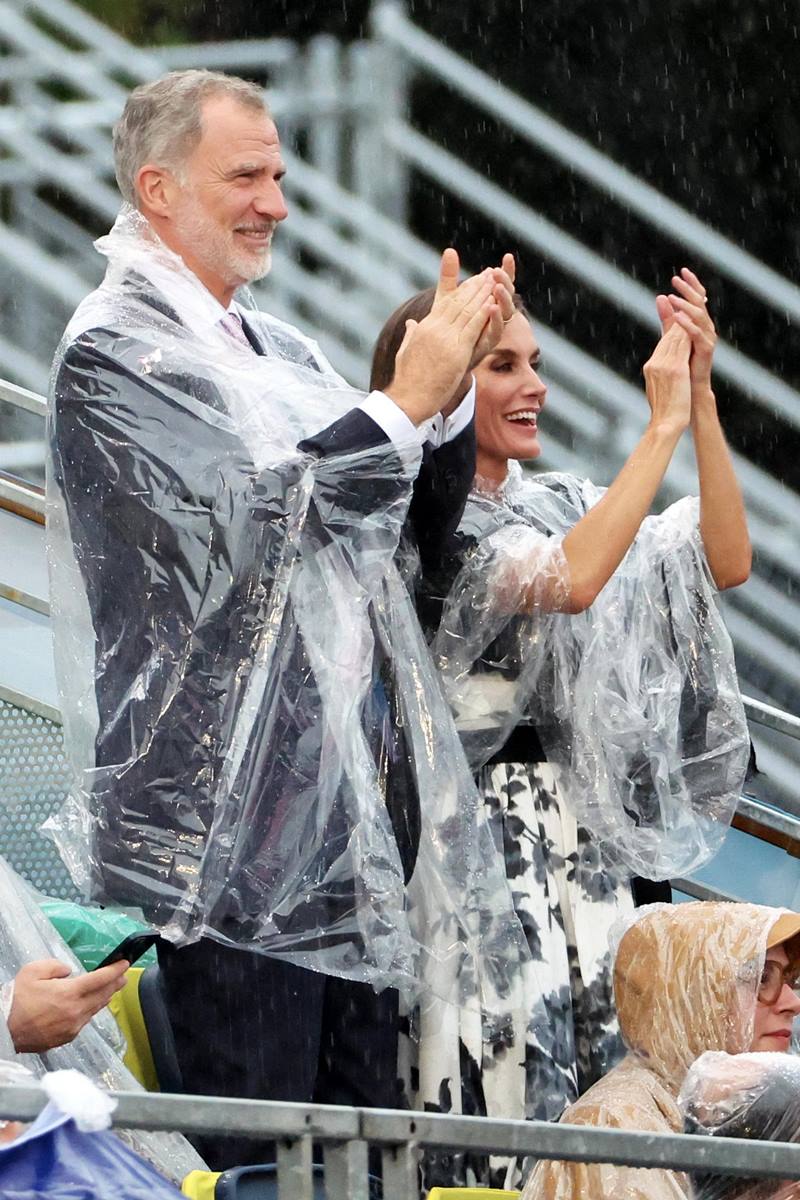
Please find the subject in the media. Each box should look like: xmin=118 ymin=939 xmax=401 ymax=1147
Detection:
xmin=681 ymin=1051 xmax=800 ymax=1200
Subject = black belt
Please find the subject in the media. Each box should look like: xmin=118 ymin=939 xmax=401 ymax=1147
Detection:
xmin=486 ymin=724 xmax=546 ymax=765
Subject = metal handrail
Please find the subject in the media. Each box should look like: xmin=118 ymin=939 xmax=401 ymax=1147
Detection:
xmin=0 ymin=378 xmax=47 ymax=418
xmin=0 ymin=472 xmax=44 ymax=519
xmin=1 ymin=1084 xmax=800 ymax=1198
xmin=372 ymin=0 xmax=800 ymax=326
xmin=742 ymin=694 xmax=800 ymax=741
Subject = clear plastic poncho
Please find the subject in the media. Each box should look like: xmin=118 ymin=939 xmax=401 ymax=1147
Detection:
xmin=45 ymin=208 xmax=529 ymax=1009
xmin=0 ymin=855 xmax=205 ymax=1185
xmin=681 ymin=1051 xmax=800 ymax=1200
xmin=521 ymin=902 xmax=788 ymax=1200
xmin=433 ymin=463 xmax=749 ymax=879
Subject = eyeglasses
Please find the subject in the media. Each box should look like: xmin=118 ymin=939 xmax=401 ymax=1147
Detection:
xmin=757 ymin=960 xmax=800 ymax=1005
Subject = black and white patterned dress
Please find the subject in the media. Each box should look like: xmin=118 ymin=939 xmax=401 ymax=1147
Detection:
xmin=402 ymin=749 xmax=633 ymax=1190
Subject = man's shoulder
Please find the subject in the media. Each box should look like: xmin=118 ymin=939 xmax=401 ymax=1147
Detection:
xmin=59 ymin=273 xmax=177 ymax=363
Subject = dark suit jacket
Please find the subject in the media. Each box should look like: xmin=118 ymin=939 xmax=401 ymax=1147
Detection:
xmin=51 ymin=277 xmax=475 ymax=934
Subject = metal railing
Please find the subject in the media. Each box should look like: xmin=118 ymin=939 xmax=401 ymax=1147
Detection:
xmin=3 ymin=1084 xmax=800 ymax=1198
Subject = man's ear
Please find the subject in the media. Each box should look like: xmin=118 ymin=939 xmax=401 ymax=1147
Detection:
xmin=136 ymin=164 xmax=177 ymax=220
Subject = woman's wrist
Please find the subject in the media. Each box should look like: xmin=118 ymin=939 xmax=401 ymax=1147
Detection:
xmin=691 ymin=383 xmax=716 ymax=403
xmin=646 ymin=416 xmax=688 ymax=443
xmin=690 ymin=387 xmax=718 ymax=427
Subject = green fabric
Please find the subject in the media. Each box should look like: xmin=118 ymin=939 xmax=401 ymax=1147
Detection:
xmin=39 ymin=898 xmax=158 ymax=971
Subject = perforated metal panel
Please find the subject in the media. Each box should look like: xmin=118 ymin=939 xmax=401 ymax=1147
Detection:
xmin=0 ymin=698 xmax=78 ymax=898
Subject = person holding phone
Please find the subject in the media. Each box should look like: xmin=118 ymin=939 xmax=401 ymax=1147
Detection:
xmin=4 ymin=956 xmax=128 ymax=1054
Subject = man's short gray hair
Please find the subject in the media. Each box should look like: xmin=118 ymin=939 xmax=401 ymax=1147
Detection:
xmin=113 ymin=69 xmax=269 ymax=206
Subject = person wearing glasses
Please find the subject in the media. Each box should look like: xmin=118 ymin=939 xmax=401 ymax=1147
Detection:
xmin=520 ymin=903 xmax=800 ymax=1200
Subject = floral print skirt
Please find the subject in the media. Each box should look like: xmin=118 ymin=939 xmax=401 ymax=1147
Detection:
xmin=402 ymin=759 xmax=635 ymax=1190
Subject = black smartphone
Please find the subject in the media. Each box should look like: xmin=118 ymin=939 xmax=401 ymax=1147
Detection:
xmin=94 ymin=931 xmax=161 ymax=971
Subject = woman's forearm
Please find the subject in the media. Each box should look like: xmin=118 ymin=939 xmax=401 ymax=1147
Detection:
xmin=691 ymin=389 xmax=751 ymax=589
xmin=556 ymin=421 xmax=683 ymax=612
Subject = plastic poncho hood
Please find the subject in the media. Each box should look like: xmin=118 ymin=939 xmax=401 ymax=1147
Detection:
xmin=45 ymin=208 xmax=529 ymax=1009
xmin=613 ymin=903 xmax=779 ymax=1089
xmin=434 ymin=464 xmax=749 ymax=880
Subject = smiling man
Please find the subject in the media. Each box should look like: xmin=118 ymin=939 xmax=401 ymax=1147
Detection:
xmin=47 ymin=69 xmax=523 ymax=1169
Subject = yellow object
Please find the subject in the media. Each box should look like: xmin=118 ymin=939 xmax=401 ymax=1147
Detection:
xmin=108 ymin=965 xmax=159 ymax=1093
xmin=426 ymin=1191 xmax=521 ymax=1199
xmin=181 ymin=1170 xmax=222 ymax=1199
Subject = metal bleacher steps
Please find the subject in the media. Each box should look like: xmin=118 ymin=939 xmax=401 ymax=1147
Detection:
xmin=0 ymin=0 xmax=798 ymax=905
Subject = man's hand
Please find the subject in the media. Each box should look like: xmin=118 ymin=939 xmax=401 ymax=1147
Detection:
xmin=385 ymin=249 xmax=509 ymax=426
xmin=8 ymin=958 xmax=128 ymax=1054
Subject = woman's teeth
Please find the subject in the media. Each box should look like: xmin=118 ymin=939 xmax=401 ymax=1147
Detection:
xmin=505 ymin=411 xmax=537 ymax=423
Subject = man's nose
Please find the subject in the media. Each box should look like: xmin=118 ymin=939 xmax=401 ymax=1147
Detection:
xmin=254 ymin=182 xmax=288 ymax=222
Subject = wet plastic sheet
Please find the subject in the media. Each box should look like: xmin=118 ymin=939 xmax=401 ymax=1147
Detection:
xmin=45 ymin=208 xmax=528 ymax=1010
xmin=434 ymin=463 xmax=749 ymax=879
xmin=682 ymin=1051 xmax=800 ymax=1200
xmin=521 ymin=902 xmax=783 ymax=1199
xmin=0 ymin=855 xmax=205 ymax=1182
xmin=0 ymin=1100 xmax=184 ymax=1199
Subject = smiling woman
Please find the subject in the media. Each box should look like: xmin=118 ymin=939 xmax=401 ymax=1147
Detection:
xmin=472 ymin=312 xmax=546 ymax=478
xmin=371 ymin=272 xmax=752 ymax=1190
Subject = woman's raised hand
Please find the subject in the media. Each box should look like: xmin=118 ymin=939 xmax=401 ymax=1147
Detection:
xmin=642 ymin=322 xmax=692 ymax=436
xmin=656 ymin=267 xmax=717 ymax=401
xmin=469 ymin=252 xmax=516 ymax=369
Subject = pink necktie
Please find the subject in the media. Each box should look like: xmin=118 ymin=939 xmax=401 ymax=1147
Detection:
xmin=219 ymin=310 xmax=253 ymax=352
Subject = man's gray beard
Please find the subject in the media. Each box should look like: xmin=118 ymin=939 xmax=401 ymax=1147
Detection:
xmin=174 ymin=201 xmax=273 ymax=289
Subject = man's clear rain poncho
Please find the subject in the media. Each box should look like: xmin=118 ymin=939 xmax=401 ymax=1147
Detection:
xmin=433 ymin=463 xmax=750 ymax=880
xmin=45 ymin=208 xmax=528 ymax=1010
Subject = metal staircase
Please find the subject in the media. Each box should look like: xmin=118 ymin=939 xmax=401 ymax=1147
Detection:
xmin=0 ymin=0 xmax=798 ymax=816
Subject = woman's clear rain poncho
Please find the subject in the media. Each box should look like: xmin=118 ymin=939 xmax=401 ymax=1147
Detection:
xmin=681 ymin=1051 xmax=800 ymax=1200
xmin=433 ymin=463 xmax=750 ymax=879
xmin=0 ymin=855 xmax=205 ymax=1185
xmin=44 ymin=208 xmax=529 ymax=1010
xmin=522 ymin=902 xmax=787 ymax=1200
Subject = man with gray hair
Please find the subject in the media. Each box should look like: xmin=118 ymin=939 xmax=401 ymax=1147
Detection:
xmin=47 ymin=68 xmax=519 ymax=1167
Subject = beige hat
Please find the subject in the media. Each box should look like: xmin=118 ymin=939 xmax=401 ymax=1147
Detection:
xmin=767 ymin=911 xmax=800 ymax=952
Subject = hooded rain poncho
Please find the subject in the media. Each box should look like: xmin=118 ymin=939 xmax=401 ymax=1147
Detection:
xmin=521 ymin=902 xmax=786 ymax=1200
